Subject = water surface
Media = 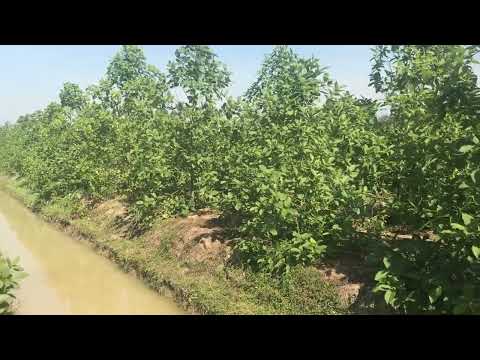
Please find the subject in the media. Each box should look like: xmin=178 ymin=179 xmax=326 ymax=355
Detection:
xmin=0 ymin=191 xmax=184 ymax=315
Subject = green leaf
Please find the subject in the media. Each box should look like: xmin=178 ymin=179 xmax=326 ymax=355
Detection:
xmin=384 ymin=290 xmax=396 ymax=305
xmin=0 ymin=264 xmax=9 ymax=277
xmin=428 ymin=286 xmax=442 ymax=304
xmin=471 ymin=169 xmax=479 ymax=184
xmin=451 ymin=223 xmax=467 ymax=232
xmin=383 ymin=257 xmax=391 ymax=269
xmin=374 ymin=284 xmax=392 ymax=292
xmin=12 ymin=271 xmax=28 ymax=281
xmin=374 ymin=270 xmax=388 ymax=282
xmin=0 ymin=294 xmax=11 ymax=304
xmin=459 ymin=182 xmax=469 ymax=189
xmin=459 ymin=145 xmax=474 ymax=153
xmin=472 ymin=246 xmax=480 ymax=259
xmin=462 ymin=213 xmax=474 ymax=226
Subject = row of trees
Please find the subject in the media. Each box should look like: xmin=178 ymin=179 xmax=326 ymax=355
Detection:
xmin=1 ymin=45 xmax=479 ymax=313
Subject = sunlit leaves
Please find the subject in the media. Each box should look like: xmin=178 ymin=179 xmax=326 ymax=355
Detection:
xmin=459 ymin=145 xmax=474 ymax=154
xmin=167 ymin=45 xmax=231 ymax=107
xmin=245 ymin=46 xmax=332 ymax=119
xmin=59 ymin=82 xmax=87 ymax=110
xmin=95 ymin=45 xmax=172 ymax=116
xmin=0 ymin=252 xmax=27 ymax=315
xmin=462 ymin=212 xmax=474 ymax=226
xmin=370 ymin=45 xmax=480 ymax=314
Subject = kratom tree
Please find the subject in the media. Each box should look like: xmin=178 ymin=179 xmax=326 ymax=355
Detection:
xmin=369 ymin=45 xmax=480 ymax=314
xmin=245 ymin=46 xmax=332 ymax=120
xmin=167 ymin=45 xmax=231 ymax=108
xmin=370 ymin=45 xmax=480 ymax=119
xmin=84 ymin=46 xmax=174 ymax=208
xmin=59 ymin=82 xmax=87 ymax=111
xmin=106 ymin=45 xmax=149 ymax=88
xmin=167 ymin=45 xmax=231 ymax=209
xmin=89 ymin=45 xmax=172 ymax=117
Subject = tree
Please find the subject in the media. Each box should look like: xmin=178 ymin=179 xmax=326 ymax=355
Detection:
xmin=59 ymin=82 xmax=87 ymax=111
xmin=166 ymin=45 xmax=231 ymax=209
xmin=245 ymin=46 xmax=332 ymax=118
xmin=106 ymin=45 xmax=148 ymax=88
xmin=369 ymin=45 xmax=480 ymax=118
xmin=167 ymin=45 xmax=231 ymax=108
xmin=369 ymin=45 xmax=480 ymax=313
xmin=89 ymin=45 xmax=172 ymax=117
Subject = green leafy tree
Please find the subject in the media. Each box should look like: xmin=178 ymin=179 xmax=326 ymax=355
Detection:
xmin=370 ymin=45 xmax=480 ymax=118
xmin=370 ymin=45 xmax=480 ymax=313
xmin=245 ymin=46 xmax=332 ymax=119
xmin=89 ymin=45 xmax=172 ymax=117
xmin=167 ymin=45 xmax=231 ymax=108
xmin=167 ymin=45 xmax=231 ymax=209
xmin=59 ymin=82 xmax=87 ymax=111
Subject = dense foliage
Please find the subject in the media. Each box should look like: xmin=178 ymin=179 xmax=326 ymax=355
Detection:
xmin=0 ymin=252 xmax=27 ymax=314
xmin=370 ymin=45 xmax=480 ymax=313
xmin=1 ymin=44 xmax=479 ymax=313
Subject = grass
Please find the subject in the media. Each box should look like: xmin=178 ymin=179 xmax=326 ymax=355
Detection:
xmin=0 ymin=176 xmax=39 ymax=210
xmin=0 ymin=176 xmax=347 ymax=315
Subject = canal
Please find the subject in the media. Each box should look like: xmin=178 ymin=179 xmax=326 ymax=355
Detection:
xmin=0 ymin=191 xmax=184 ymax=315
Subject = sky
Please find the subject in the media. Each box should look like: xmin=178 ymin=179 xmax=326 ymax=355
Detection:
xmin=0 ymin=45 xmax=385 ymax=124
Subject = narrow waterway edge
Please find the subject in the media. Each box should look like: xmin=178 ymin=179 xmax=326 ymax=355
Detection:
xmin=0 ymin=179 xmax=201 ymax=315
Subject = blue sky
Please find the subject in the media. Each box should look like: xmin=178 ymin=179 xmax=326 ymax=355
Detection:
xmin=0 ymin=45 xmax=380 ymax=124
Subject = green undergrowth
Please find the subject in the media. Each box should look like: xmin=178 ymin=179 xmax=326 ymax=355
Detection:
xmin=0 ymin=177 xmax=346 ymax=315
xmin=0 ymin=176 xmax=39 ymax=210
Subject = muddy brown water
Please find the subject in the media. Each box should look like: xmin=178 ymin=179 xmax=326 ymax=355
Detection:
xmin=0 ymin=191 xmax=184 ymax=315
